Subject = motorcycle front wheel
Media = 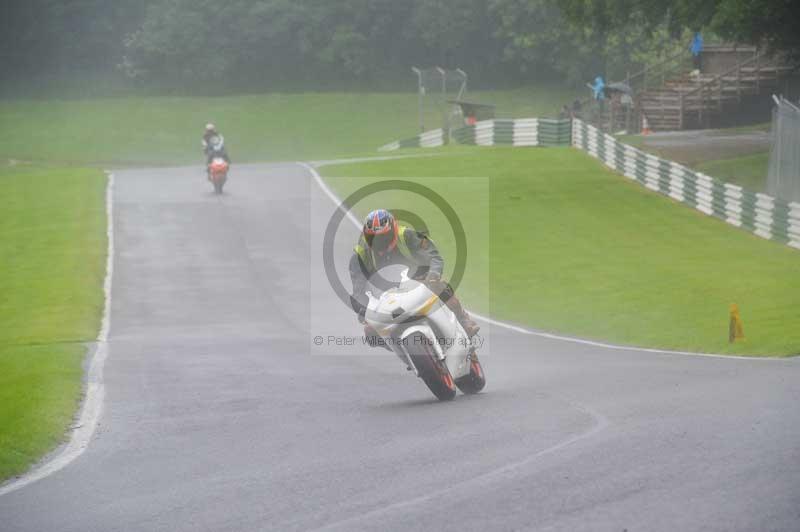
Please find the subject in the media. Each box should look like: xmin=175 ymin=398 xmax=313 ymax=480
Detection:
xmin=455 ymin=352 xmax=486 ymax=394
xmin=406 ymin=333 xmax=456 ymax=401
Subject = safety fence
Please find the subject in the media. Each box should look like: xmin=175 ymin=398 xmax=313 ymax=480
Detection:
xmin=768 ymin=96 xmax=800 ymax=204
xmin=378 ymin=118 xmax=572 ymax=151
xmin=572 ymin=119 xmax=800 ymax=250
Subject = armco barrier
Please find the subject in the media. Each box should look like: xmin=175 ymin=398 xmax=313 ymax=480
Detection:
xmin=572 ymin=119 xmax=800 ymax=250
xmin=378 ymin=128 xmax=445 ymax=151
xmin=378 ymin=119 xmax=571 ymax=151
xmin=454 ymin=118 xmax=572 ymax=147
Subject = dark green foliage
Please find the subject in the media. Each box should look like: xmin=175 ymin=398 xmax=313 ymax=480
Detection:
xmin=1 ymin=0 xmax=795 ymax=94
xmin=712 ymin=0 xmax=800 ymax=57
xmin=559 ymin=0 xmax=800 ymax=57
xmin=0 ymin=1 xmax=152 ymax=83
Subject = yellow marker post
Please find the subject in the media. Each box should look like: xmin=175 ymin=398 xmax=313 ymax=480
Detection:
xmin=729 ymin=304 xmax=745 ymax=343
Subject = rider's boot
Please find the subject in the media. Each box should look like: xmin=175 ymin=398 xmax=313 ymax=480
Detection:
xmin=443 ymin=293 xmax=480 ymax=338
xmin=364 ymin=323 xmax=380 ymax=347
xmin=469 ymin=348 xmax=480 ymax=365
xmin=425 ymin=279 xmax=480 ymax=338
xmin=460 ymin=314 xmax=481 ymax=338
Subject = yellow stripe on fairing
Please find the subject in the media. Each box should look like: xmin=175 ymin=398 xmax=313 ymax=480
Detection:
xmin=416 ymin=295 xmax=439 ymax=316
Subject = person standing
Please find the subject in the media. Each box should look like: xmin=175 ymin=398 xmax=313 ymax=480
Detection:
xmin=588 ymin=76 xmax=606 ymax=117
xmin=591 ymin=76 xmax=606 ymax=102
xmin=690 ymin=31 xmax=704 ymax=76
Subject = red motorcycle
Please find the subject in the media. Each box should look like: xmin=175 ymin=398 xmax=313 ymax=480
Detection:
xmin=208 ymin=157 xmax=229 ymax=194
xmin=205 ymin=135 xmax=229 ymax=194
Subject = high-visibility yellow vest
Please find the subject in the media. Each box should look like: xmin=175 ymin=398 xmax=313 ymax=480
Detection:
xmin=354 ymin=225 xmax=413 ymax=272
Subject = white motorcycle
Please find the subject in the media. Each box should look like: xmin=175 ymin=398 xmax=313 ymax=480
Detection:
xmin=365 ymin=273 xmax=485 ymax=401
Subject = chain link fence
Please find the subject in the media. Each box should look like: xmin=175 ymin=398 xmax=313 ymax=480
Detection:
xmin=767 ymin=95 xmax=800 ymax=203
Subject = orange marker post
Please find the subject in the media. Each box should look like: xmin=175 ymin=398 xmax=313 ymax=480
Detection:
xmin=729 ymin=304 xmax=745 ymax=343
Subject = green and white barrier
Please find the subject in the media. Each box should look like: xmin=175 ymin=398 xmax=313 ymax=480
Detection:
xmin=453 ymin=118 xmax=571 ymax=147
xmin=572 ymin=119 xmax=800 ymax=250
xmin=379 ymin=118 xmax=572 ymax=151
xmin=379 ymin=128 xmax=445 ymax=151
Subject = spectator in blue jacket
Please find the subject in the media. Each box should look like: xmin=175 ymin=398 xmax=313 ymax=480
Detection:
xmin=591 ymin=76 xmax=606 ymax=101
xmin=690 ymin=32 xmax=704 ymax=75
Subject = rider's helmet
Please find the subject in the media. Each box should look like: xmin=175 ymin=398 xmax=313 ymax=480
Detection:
xmin=205 ymin=123 xmax=216 ymax=133
xmin=363 ymin=209 xmax=398 ymax=256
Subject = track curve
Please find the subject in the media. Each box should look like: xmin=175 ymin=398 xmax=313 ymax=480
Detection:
xmin=0 ymin=163 xmax=798 ymax=531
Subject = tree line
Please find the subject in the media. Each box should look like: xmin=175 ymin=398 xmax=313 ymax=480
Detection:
xmin=1 ymin=0 xmax=794 ymax=94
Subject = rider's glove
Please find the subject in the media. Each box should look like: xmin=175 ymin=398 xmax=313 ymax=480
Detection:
xmin=357 ymin=308 xmax=367 ymax=324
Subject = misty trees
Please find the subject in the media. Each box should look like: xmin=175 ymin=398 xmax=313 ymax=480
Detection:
xmin=711 ymin=0 xmax=800 ymax=57
xmin=120 ymin=0 xmax=649 ymax=87
xmin=559 ymin=0 xmax=800 ymax=57
xmin=123 ymin=0 xmax=416 ymax=85
xmin=1 ymin=0 xmax=796 ymax=93
xmin=122 ymin=0 xmax=499 ymax=86
xmin=0 ymin=0 xmax=150 ymax=84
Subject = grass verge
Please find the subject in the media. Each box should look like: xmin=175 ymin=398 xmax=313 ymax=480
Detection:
xmin=695 ymin=152 xmax=769 ymax=192
xmin=323 ymin=147 xmax=800 ymax=356
xmin=0 ymin=165 xmax=107 ymax=481
xmin=0 ymin=87 xmax=580 ymax=166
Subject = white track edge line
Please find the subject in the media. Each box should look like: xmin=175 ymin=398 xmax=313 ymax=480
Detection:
xmin=0 ymin=173 xmax=114 ymax=497
xmin=300 ymin=160 xmax=791 ymax=362
xmin=299 ymin=161 xmax=361 ymax=227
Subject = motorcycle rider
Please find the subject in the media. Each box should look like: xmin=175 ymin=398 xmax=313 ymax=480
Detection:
xmin=349 ymin=209 xmax=480 ymax=345
xmin=202 ymin=123 xmax=230 ymax=176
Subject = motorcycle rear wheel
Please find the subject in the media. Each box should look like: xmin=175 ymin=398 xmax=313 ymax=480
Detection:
xmin=407 ymin=334 xmax=456 ymax=401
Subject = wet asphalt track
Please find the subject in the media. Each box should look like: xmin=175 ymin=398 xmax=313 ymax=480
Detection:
xmin=1 ymin=163 xmax=799 ymax=531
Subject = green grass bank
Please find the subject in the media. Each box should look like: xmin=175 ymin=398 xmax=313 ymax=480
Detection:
xmin=0 ymin=87 xmax=579 ymax=166
xmin=0 ymin=165 xmax=107 ymax=481
xmin=322 ymin=147 xmax=800 ymax=356
xmin=695 ymin=152 xmax=770 ymax=192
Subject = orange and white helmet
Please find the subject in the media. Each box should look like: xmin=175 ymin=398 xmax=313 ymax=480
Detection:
xmin=363 ymin=209 xmax=398 ymax=255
